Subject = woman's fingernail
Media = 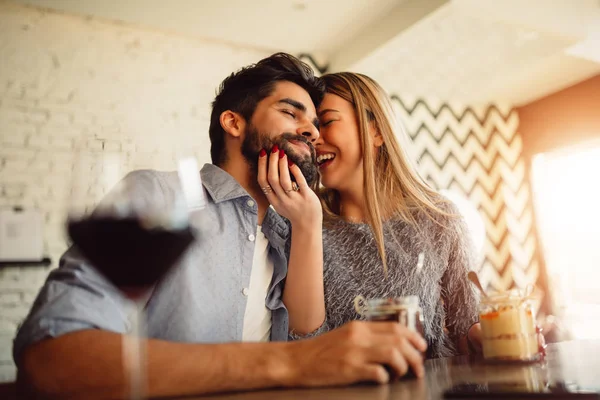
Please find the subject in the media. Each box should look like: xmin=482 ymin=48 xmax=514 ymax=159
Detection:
xmin=259 ymin=149 xmax=266 ymax=157
xmin=288 ymin=160 xmax=293 ymax=167
xmin=271 ymin=145 xmax=279 ymax=154
xmin=279 ymin=150 xmax=286 ymax=159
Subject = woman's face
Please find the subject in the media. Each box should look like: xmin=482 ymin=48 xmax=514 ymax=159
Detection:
xmin=315 ymin=93 xmax=364 ymax=192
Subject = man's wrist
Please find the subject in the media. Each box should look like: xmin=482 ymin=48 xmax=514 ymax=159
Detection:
xmin=262 ymin=342 xmax=298 ymax=388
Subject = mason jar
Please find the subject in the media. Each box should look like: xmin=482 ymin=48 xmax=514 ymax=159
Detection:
xmin=479 ymin=291 xmax=539 ymax=362
xmin=354 ymin=295 xmax=425 ymax=337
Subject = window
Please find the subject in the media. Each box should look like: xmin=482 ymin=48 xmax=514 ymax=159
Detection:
xmin=531 ymin=143 xmax=600 ymax=340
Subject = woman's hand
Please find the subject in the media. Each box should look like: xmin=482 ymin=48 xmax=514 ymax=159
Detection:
xmin=466 ymin=323 xmax=483 ymax=353
xmin=257 ymin=145 xmax=322 ymax=229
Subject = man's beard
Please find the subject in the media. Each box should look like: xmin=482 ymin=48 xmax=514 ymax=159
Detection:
xmin=241 ymin=124 xmax=319 ymax=187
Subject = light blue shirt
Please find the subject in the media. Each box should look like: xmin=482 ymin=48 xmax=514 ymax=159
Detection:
xmin=13 ymin=164 xmax=291 ymax=365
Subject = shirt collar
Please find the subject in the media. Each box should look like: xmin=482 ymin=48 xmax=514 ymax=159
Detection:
xmin=200 ymin=164 xmax=251 ymax=204
xmin=200 ymin=163 xmax=290 ymax=245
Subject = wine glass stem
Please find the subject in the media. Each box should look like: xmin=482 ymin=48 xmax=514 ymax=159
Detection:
xmin=125 ymin=303 xmax=146 ymax=400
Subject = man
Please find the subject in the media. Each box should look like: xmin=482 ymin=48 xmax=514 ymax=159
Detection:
xmin=13 ymin=53 xmax=427 ymax=399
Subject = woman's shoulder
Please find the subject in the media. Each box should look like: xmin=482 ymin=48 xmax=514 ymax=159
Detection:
xmin=424 ymin=195 xmax=474 ymax=256
xmin=419 ymin=194 xmax=462 ymax=226
xmin=395 ymin=195 xmax=465 ymax=247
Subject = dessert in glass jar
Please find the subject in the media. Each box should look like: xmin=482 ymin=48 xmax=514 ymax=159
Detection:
xmin=479 ymin=290 xmax=540 ymax=362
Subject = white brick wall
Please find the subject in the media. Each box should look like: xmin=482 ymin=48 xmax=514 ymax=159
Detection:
xmin=0 ymin=2 xmax=269 ymax=381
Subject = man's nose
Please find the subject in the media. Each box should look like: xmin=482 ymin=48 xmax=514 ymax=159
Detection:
xmin=298 ymin=122 xmax=319 ymax=143
xmin=314 ymin=134 xmax=323 ymax=147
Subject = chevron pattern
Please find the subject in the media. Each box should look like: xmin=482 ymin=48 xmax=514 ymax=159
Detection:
xmin=391 ymin=96 xmax=542 ymax=302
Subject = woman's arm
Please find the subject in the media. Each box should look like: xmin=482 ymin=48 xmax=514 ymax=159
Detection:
xmin=285 ymin=217 xmax=325 ymax=335
xmin=440 ymin=205 xmax=480 ymax=354
xmin=258 ymin=150 xmax=325 ymax=335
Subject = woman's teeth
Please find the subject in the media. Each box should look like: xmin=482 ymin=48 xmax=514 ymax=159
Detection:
xmin=317 ymin=154 xmax=335 ymax=165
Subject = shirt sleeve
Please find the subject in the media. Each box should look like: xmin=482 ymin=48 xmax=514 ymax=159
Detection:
xmin=13 ymin=247 xmax=130 ymax=366
xmin=13 ymin=170 xmax=167 ymax=366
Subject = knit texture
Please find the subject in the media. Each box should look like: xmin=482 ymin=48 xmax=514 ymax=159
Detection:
xmin=321 ymin=203 xmax=479 ymax=358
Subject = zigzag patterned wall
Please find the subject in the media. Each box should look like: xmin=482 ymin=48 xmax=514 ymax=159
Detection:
xmin=390 ymin=97 xmax=542 ymax=300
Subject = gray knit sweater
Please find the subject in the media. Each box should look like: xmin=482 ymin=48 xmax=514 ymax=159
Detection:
xmin=321 ymin=203 xmax=479 ymax=359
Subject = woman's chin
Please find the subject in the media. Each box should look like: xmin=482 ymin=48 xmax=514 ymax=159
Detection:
xmin=319 ymin=175 xmax=338 ymax=191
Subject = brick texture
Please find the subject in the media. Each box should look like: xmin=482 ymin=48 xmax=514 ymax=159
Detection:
xmin=0 ymin=2 xmax=268 ymax=381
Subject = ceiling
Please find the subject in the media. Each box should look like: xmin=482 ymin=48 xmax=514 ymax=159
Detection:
xmin=10 ymin=0 xmax=402 ymax=55
xmin=352 ymin=0 xmax=600 ymax=105
xmin=11 ymin=0 xmax=600 ymax=106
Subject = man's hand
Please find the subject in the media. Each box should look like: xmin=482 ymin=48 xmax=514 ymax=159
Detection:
xmin=281 ymin=321 xmax=427 ymax=387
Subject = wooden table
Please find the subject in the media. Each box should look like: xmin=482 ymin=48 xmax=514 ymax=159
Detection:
xmin=198 ymin=340 xmax=600 ymax=399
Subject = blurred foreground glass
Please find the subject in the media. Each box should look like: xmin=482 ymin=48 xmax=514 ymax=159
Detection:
xmin=66 ymin=145 xmax=202 ymax=399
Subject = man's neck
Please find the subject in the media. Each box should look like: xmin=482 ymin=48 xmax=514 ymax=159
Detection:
xmin=221 ymin=158 xmax=269 ymax=224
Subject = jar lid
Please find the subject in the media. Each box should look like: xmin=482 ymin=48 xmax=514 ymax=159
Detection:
xmin=395 ymin=295 xmax=420 ymax=306
xmin=367 ymin=295 xmax=420 ymax=308
xmin=354 ymin=295 xmax=420 ymax=315
xmin=480 ymin=290 xmax=526 ymax=306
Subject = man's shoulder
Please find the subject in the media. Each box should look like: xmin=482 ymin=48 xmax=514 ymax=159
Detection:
xmin=123 ymin=169 xmax=178 ymax=191
xmin=125 ymin=169 xmax=173 ymax=179
xmin=200 ymin=164 xmax=252 ymax=204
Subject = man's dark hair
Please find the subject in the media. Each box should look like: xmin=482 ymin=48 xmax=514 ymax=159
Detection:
xmin=209 ymin=53 xmax=325 ymax=165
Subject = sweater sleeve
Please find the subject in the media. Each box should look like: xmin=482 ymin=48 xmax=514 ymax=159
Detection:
xmin=440 ymin=204 xmax=480 ymax=351
xmin=288 ymin=319 xmax=330 ymax=341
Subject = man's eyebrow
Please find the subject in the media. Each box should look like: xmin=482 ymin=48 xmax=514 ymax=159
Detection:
xmin=278 ymin=98 xmax=306 ymax=112
xmin=318 ymin=108 xmax=339 ymax=117
xmin=278 ymin=98 xmax=319 ymax=129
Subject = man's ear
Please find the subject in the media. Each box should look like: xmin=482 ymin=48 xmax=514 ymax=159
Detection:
xmin=220 ymin=110 xmax=246 ymax=139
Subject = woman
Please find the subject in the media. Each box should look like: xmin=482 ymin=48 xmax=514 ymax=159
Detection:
xmin=315 ymin=72 xmax=480 ymax=358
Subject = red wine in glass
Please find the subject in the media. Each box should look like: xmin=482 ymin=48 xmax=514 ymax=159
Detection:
xmin=67 ymin=216 xmax=194 ymax=299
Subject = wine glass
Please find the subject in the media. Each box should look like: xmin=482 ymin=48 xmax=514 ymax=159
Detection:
xmin=66 ymin=139 xmax=202 ymax=399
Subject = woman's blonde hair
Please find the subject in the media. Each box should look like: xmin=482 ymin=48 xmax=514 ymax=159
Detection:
xmin=319 ymin=72 xmax=451 ymax=274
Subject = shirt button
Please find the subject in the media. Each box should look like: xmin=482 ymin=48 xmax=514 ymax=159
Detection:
xmin=248 ymin=234 xmax=255 ymax=242
xmin=247 ymin=200 xmax=255 ymax=207
xmin=242 ymin=288 xmax=249 ymax=296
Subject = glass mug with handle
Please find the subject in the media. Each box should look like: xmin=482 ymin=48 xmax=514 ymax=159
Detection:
xmin=355 ymin=295 xmax=427 ymax=378
xmin=354 ymin=295 xmax=425 ymax=337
